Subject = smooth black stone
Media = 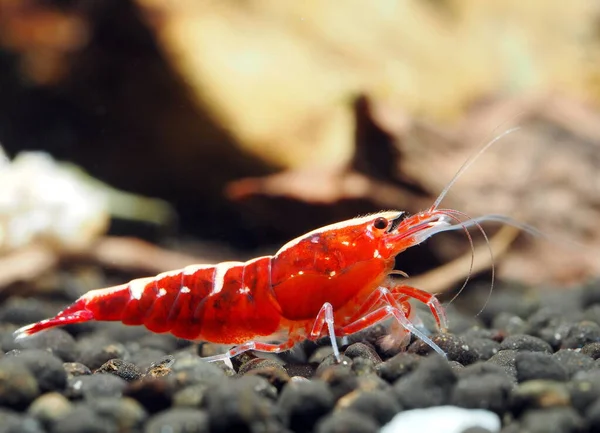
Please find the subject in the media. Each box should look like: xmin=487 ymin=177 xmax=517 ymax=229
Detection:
xmin=75 ymin=338 xmax=128 ymax=371
xmin=499 ymin=334 xmax=552 ymax=353
xmin=93 ymin=397 xmax=148 ymax=433
xmin=0 ymin=359 xmax=40 ymax=409
xmin=145 ymin=408 xmax=209 ymax=433
xmin=13 ymin=329 xmax=77 ymax=362
xmin=451 ymin=373 xmax=513 ymax=414
xmin=561 ymin=321 xmax=600 ymax=349
xmin=552 ymin=350 xmax=596 ymax=379
xmin=50 ymin=404 xmax=116 ymax=433
xmin=487 ymin=350 xmax=518 ymax=379
xmin=520 ymin=408 xmax=584 ymax=433
xmin=205 ymin=376 xmax=280 ymax=433
xmin=510 ymin=380 xmax=570 ymax=417
xmin=581 ymin=342 xmax=600 ymax=359
xmin=315 ymin=410 xmax=379 ymax=433
xmin=408 ymin=334 xmax=478 ymax=365
xmin=316 ymin=364 xmax=359 ymax=401
xmin=278 ymin=380 xmax=335 ymax=433
xmin=0 ymin=408 xmax=45 ymax=433
xmin=336 ymin=389 xmax=401 ymax=426
xmin=568 ymin=370 xmax=600 ymax=413
xmin=343 ymin=343 xmax=382 ymax=365
xmin=393 ymin=355 xmax=457 ymax=409
xmin=65 ymin=374 xmax=127 ymax=400
xmin=376 ymin=352 xmax=422 ymax=383
xmin=515 ymin=352 xmax=568 ymax=382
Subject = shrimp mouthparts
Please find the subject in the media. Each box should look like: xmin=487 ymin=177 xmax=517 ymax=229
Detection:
xmin=410 ymin=214 xmax=454 ymax=244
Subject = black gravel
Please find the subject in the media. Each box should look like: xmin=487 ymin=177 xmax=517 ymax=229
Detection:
xmin=2 ymin=279 xmax=600 ymax=432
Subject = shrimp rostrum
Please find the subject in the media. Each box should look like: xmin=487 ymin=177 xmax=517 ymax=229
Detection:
xmin=15 ymin=131 xmax=525 ymax=362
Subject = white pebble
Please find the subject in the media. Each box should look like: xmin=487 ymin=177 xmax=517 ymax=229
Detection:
xmin=380 ymin=406 xmax=501 ymax=433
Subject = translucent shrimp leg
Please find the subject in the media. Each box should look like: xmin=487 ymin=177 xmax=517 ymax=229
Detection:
xmin=339 ymin=287 xmax=446 ymax=357
xmin=199 ymin=339 xmax=296 ymax=363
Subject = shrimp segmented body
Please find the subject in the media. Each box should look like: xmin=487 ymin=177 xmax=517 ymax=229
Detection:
xmin=15 ymin=130 xmax=524 ymax=362
xmin=14 ymin=209 xmax=463 ymax=360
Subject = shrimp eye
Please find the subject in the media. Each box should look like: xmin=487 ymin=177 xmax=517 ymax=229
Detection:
xmin=373 ymin=217 xmax=388 ymax=230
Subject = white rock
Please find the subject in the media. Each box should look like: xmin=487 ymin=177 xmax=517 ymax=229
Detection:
xmin=380 ymin=406 xmax=501 ymax=433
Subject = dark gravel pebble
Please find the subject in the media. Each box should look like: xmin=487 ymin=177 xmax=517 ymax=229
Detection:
xmin=278 ymin=380 xmax=335 ymax=433
xmin=284 ymin=363 xmax=315 ymax=379
xmin=567 ymin=370 xmax=600 ymax=413
xmin=581 ymin=279 xmax=600 ymax=306
xmin=584 ymin=397 xmax=600 ymax=432
xmin=206 ymin=375 xmax=283 ymax=432
xmin=499 ymin=334 xmax=553 ymax=353
xmin=487 ymin=350 xmax=519 ymax=379
xmin=315 ymin=354 xmax=353 ymax=376
xmin=335 ymin=389 xmax=401 ymax=426
xmin=65 ymin=374 xmax=127 ymax=400
xmin=393 ymin=355 xmax=457 ymax=409
xmin=0 ymin=359 xmax=40 ymax=409
xmin=520 ymin=407 xmax=585 ymax=433
xmin=515 ymin=351 xmax=568 ymax=382
xmin=464 ymin=337 xmax=500 ymax=361
xmin=316 ymin=364 xmax=359 ymax=401
xmin=124 ymin=377 xmax=173 ymax=413
xmin=580 ymin=342 xmax=600 ymax=359
xmin=561 ymin=321 xmax=600 ymax=349
xmin=95 ymin=358 xmax=143 ymax=381
xmin=350 ymin=356 xmax=377 ymax=376
xmin=172 ymin=384 xmax=209 ymax=408
xmin=75 ymin=338 xmax=128 ymax=371
xmin=145 ymin=355 xmax=174 ymax=378
xmin=0 ymin=298 xmax=59 ymax=326
xmin=458 ymin=361 xmax=512 ymax=379
xmin=343 ymin=343 xmax=382 ymax=365
xmin=28 ymin=392 xmax=72 ymax=427
xmin=451 ymin=373 xmax=513 ymax=414
xmin=63 ymin=362 xmax=91 ymax=378
xmin=376 ymin=352 xmax=421 ymax=383
xmin=12 ymin=329 xmax=77 ymax=362
xmin=137 ymin=333 xmax=182 ymax=353
xmin=126 ymin=347 xmax=167 ymax=371
xmin=238 ymin=358 xmax=291 ymax=391
xmin=51 ymin=403 xmax=117 ymax=433
xmin=315 ymin=410 xmax=379 ymax=433
xmin=93 ymin=397 xmax=148 ymax=432
xmin=165 ymin=356 xmax=225 ymax=390
xmin=309 ymin=346 xmax=336 ymax=364
xmin=0 ymin=408 xmax=45 ymax=433
xmin=408 ymin=333 xmax=478 ymax=365
xmin=476 ymin=284 xmax=539 ymax=325
xmin=510 ymin=380 xmax=570 ymax=416
xmin=145 ymin=408 xmax=209 ymax=433
xmin=5 ymin=349 xmax=66 ymax=392
xmin=581 ymin=304 xmax=600 ymax=325
xmin=491 ymin=313 xmax=531 ymax=335
xmin=552 ymin=349 xmax=596 ymax=378
xmin=527 ymin=307 xmax=571 ymax=350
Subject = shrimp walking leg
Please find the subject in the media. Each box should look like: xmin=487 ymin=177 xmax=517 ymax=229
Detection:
xmin=345 ymin=285 xmax=447 ymax=332
xmin=339 ymin=288 xmax=446 ymax=357
xmin=386 ymin=285 xmax=448 ymax=332
xmin=309 ymin=302 xmax=341 ymax=362
xmin=200 ymin=339 xmax=296 ymax=363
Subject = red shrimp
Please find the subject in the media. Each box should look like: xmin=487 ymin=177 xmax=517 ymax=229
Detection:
xmin=14 ymin=129 xmax=525 ymax=362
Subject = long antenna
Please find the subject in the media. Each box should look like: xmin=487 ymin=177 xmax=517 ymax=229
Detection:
xmin=430 ymin=127 xmax=521 ymax=211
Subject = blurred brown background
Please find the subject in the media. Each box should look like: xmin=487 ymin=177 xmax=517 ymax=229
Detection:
xmin=0 ymin=0 xmax=599 ymax=292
